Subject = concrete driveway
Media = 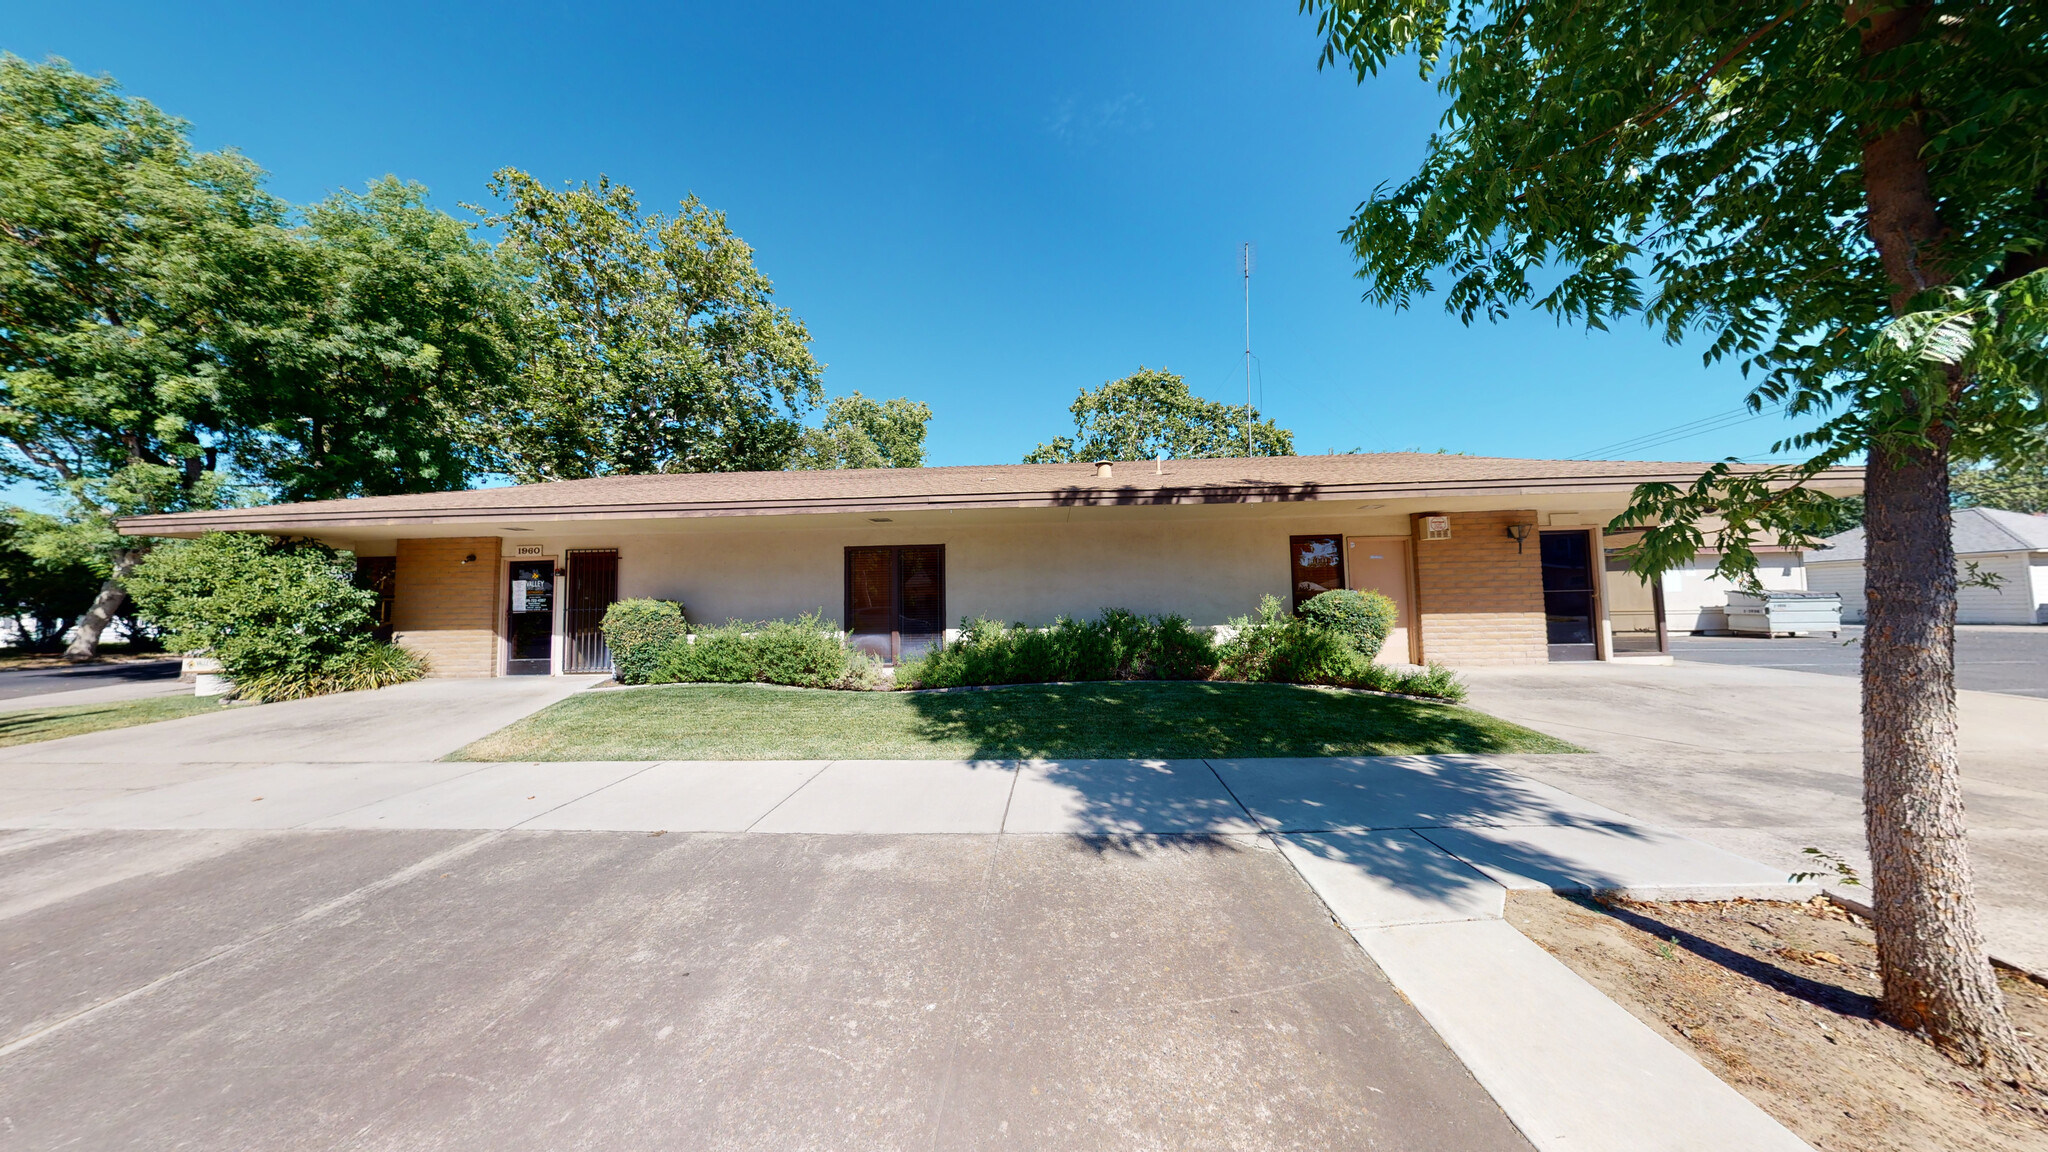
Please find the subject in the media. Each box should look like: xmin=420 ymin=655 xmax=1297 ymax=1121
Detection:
xmin=1464 ymin=659 xmax=2048 ymax=973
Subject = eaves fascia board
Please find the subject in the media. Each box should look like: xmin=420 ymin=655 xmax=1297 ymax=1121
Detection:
xmin=117 ymin=467 xmax=1861 ymax=536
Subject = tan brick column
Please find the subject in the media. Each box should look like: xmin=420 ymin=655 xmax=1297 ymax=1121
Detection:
xmin=392 ymin=537 xmax=503 ymax=677
xmin=1409 ymin=511 xmax=1547 ymax=666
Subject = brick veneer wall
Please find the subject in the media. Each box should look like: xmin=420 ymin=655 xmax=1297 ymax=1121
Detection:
xmin=392 ymin=537 xmax=502 ymax=677
xmin=1410 ymin=510 xmax=1549 ymax=667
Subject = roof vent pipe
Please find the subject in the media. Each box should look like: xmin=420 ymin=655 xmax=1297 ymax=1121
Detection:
xmin=1094 ymin=460 xmax=1114 ymax=480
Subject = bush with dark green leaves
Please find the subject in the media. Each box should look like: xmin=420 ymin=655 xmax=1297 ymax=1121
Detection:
xmin=898 ymin=610 xmax=1217 ymax=689
xmin=1296 ymin=588 xmax=1398 ymax=663
xmin=126 ymin=532 xmax=424 ymax=700
xmin=1214 ymin=596 xmax=1463 ymax=702
xmin=600 ymin=598 xmax=689 ymax=683
xmin=646 ymin=613 xmax=879 ymax=690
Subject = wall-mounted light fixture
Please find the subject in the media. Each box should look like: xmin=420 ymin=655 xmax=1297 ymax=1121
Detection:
xmin=461 ymin=553 xmax=477 ymax=564
xmin=1505 ymin=523 xmax=1534 ymax=553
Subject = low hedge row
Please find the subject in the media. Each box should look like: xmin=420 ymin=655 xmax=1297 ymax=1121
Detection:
xmin=600 ymin=596 xmax=1465 ymax=702
xmin=601 ymin=601 xmax=879 ymax=690
xmin=896 ymin=610 xmax=1215 ymax=688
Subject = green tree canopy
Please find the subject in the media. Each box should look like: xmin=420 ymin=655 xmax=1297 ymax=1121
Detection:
xmin=1304 ymin=0 xmax=2047 ymax=1076
xmin=1 ymin=57 xmax=539 ymax=655
xmin=477 ymin=169 xmax=824 ymax=480
xmin=794 ymin=392 xmax=931 ymax=470
xmin=0 ymin=53 xmax=269 ymax=495
xmin=212 ymin=177 xmax=525 ymax=501
xmin=1023 ymin=368 xmax=1293 ymax=463
xmin=1953 ymin=442 xmax=2048 ymax=514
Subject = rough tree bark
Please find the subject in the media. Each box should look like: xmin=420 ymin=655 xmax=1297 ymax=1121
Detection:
xmin=1853 ymin=0 xmax=2039 ymax=1079
xmin=60 ymin=548 xmax=138 ymax=663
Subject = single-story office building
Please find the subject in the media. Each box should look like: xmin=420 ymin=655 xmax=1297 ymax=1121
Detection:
xmin=119 ymin=454 xmax=1864 ymax=676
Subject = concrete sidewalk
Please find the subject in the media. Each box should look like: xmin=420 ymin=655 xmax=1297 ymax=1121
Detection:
xmin=2 ymin=752 xmax=1816 ymax=1151
xmin=1463 ymin=660 xmax=2048 ymax=974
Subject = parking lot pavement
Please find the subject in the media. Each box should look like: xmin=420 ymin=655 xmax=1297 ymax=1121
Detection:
xmin=0 ymin=828 xmax=1529 ymax=1151
xmin=1670 ymin=624 xmax=2048 ymax=699
xmin=1463 ymin=659 xmax=2048 ymax=974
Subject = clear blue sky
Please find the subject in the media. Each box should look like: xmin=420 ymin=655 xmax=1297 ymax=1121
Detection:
xmin=6 ymin=0 xmax=1812 ymax=488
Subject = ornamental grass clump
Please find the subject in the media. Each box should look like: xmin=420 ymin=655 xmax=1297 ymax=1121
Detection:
xmin=126 ymin=532 xmax=425 ymax=702
xmin=898 ymin=609 xmax=1216 ymax=689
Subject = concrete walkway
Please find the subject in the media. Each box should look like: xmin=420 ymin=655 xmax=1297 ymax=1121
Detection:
xmin=2 ymin=749 xmax=1815 ymax=1151
xmin=1463 ymin=659 xmax=2048 ymax=974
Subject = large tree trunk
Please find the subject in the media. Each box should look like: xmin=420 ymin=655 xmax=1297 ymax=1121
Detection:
xmin=61 ymin=549 xmax=138 ymax=663
xmin=1851 ymin=1 xmax=2038 ymax=1080
xmin=1860 ymin=441 xmax=2036 ymax=1079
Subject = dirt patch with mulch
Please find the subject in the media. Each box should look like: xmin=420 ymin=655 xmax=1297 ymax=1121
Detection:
xmin=1505 ymin=890 xmax=2048 ymax=1152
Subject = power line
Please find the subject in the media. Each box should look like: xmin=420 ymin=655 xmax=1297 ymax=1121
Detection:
xmin=1570 ymin=403 xmax=1781 ymax=460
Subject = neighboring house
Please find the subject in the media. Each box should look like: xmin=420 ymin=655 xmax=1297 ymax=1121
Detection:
xmin=119 ymin=454 xmax=1863 ymax=676
xmin=1806 ymin=507 xmax=2048 ymax=625
xmin=1658 ymin=547 xmax=1810 ymax=634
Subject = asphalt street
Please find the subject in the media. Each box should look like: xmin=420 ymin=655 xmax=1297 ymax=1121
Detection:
xmin=0 ymin=828 xmax=1527 ymax=1151
xmin=0 ymin=658 xmax=182 ymax=702
xmin=1671 ymin=624 xmax=2048 ymax=699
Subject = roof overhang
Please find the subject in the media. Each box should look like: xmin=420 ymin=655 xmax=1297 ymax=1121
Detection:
xmin=116 ymin=466 xmax=1867 ymax=538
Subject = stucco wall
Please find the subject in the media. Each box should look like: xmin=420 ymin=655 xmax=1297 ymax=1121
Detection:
xmin=609 ymin=508 xmax=1397 ymax=630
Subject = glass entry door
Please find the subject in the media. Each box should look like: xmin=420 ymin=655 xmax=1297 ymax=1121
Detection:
xmin=1539 ymin=530 xmax=1597 ymax=660
xmin=506 ymin=560 xmax=555 ymax=675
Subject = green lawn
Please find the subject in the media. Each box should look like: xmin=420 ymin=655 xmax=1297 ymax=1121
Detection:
xmin=0 ymin=694 xmax=227 ymax=748
xmin=451 ymin=681 xmax=1581 ymax=761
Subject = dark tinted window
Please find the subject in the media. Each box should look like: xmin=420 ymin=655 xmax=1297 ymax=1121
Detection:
xmin=1290 ymin=534 xmax=1343 ymax=612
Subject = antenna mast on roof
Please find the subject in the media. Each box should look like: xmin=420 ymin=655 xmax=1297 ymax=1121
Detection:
xmin=1241 ymin=242 xmax=1255 ymax=457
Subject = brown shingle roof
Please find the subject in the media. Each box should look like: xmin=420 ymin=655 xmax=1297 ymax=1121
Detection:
xmin=116 ymin=453 xmax=1862 ymax=535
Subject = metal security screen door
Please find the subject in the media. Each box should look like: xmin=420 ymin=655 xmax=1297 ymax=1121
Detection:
xmin=564 ymin=550 xmax=619 ymax=673
xmin=845 ymin=545 xmax=944 ymax=663
xmin=506 ymin=560 xmax=555 ymax=675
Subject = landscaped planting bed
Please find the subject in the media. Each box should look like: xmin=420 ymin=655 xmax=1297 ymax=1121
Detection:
xmin=449 ymin=679 xmax=1579 ymax=762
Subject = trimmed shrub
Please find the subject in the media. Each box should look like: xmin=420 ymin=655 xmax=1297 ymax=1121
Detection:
xmin=1297 ymin=588 xmax=1397 ymax=662
xmin=898 ymin=609 xmax=1218 ymax=689
xmin=601 ymin=599 xmax=689 ymax=684
xmin=1214 ymin=595 xmax=1465 ymax=702
xmin=648 ymin=612 xmax=881 ymax=690
xmin=126 ymin=532 xmax=424 ymax=701
xmin=1213 ymin=596 xmax=1365 ymax=685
